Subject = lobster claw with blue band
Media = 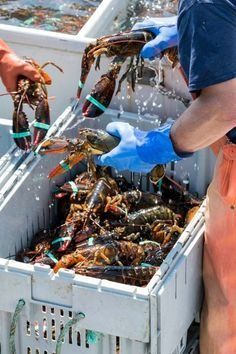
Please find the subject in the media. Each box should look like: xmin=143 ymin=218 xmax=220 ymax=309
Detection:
xmin=77 ymin=29 xmax=179 ymax=118
xmin=12 ymin=59 xmax=63 ymax=151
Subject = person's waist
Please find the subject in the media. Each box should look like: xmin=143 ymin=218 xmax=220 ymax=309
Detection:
xmin=227 ymin=128 xmax=236 ymax=144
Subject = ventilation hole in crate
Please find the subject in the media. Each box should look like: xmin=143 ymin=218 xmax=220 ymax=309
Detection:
xmin=60 ymin=309 xmax=64 ymax=317
xmin=43 ymin=318 xmax=47 ymax=339
xmin=44 ymin=351 xmax=47 ymax=354
xmin=60 ymin=322 xmax=64 ymax=343
xmin=27 ymin=348 xmax=31 ymax=354
xmin=77 ymin=332 xmax=81 ymax=346
xmin=51 ymin=319 xmax=56 ymax=340
xmin=85 ymin=330 xmax=90 ymax=348
xmin=42 ymin=305 xmax=47 ymax=313
xmin=69 ymin=326 xmax=72 ymax=344
xmin=68 ymin=311 xmax=72 ymax=318
xmin=35 ymin=349 xmax=40 ymax=354
xmin=116 ymin=337 xmax=120 ymax=353
xmin=51 ymin=308 xmax=55 ymax=314
xmin=34 ymin=321 xmax=39 ymax=339
xmin=26 ymin=321 xmax=31 ymax=335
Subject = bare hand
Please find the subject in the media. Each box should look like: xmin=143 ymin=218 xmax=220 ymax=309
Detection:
xmin=0 ymin=41 xmax=42 ymax=93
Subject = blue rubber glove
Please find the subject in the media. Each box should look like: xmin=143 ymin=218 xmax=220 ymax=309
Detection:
xmin=95 ymin=122 xmax=188 ymax=173
xmin=132 ymin=16 xmax=178 ymax=59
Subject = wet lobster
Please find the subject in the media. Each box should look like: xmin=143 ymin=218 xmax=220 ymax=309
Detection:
xmin=37 ymin=127 xmax=165 ymax=184
xmin=77 ymin=30 xmax=178 ymax=118
xmin=12 ymin=59 xmax=63 ymax=150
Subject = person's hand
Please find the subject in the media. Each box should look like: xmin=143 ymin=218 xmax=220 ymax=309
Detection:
xmin=132 ymin=16 xmax=178 ymax=60
xmin=95 ymin=121 xmax=185 ymax=173
xmin=0 ymin=39 xmax=42 ymax=93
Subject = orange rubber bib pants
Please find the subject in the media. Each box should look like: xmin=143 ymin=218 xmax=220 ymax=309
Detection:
xmin=200 ymin=138 xmax=236 ymax=354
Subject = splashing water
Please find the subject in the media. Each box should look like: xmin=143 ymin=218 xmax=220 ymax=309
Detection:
xmin=114 ymin=0 xmax=178 ymax=32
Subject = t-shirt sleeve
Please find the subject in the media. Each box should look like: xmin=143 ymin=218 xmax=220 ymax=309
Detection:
xmin=178 ymin=1 xmax=236 ymax=92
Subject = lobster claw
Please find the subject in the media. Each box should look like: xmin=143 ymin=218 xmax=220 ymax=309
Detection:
xmin=82 ymin=73 xmax=116 ymax=118
xmin=47 ymin=152 xmax=86 ymax=179
xmin=12 ymin=108 xmax=31 ymax=151
xmin=35 ymin=137 xmax=71 ymax=155
xmin=33 ymin=98 xmax=50 ymax=147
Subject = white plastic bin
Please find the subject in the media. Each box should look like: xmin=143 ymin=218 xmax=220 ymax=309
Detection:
xmin=0 ymin=106 xmax=204 ymax=354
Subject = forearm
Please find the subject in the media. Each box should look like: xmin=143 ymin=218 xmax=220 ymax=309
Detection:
xmin=170 ymin=79 xmax=236 ymax=153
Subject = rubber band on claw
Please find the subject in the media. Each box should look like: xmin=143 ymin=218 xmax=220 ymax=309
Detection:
xmin=86 ymin=95 xmax=107 ymax=112
xmin=60 ymin=161 xmax=70 ymax=171
xmin=51 ymin=237 xmax=72 ymax=245
xmin=45 ymin=251 xmax=58 ymax=264
xmin=11 ymin=131 xmax=31 ymax=138
xmin=68 ymin=181 xmax=79 ymax=195
xmin=78 ymin=80 xmax=85 ymax=89
xmin=33 ymin=122 xmax=50 ymax=130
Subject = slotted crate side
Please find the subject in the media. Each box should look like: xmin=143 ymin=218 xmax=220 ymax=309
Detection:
xmin=150 ymin=222 xmax=204 ymax=354
xmin=0 ymin=302 xmax=149 ymax=354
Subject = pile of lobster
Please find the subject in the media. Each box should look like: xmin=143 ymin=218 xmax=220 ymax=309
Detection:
xmin=17 ymin=148 xmax=200 ymax=286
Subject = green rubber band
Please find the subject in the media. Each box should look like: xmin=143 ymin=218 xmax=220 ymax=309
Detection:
xmin=51 ymin=237 xmax=72 ymax=245
xmin=139 ymin=240 xmax=160 ymax=247
xmin=88 ymin=238 xmax=94 ymax=246
xmin=45 ymin=251 xmax=58 ymax=264
xmin=11 ymin=131 xmax=31 ymax=138
xmin=86 ymin=94 xmax=107 ymax=112
xmin=86 ymin=330 xmax=102 ymax=344
xmin=141 ymin=263 xmax=153 ymax=268
xmin=68 ymin=181 xmax=79 ymax=195
xmin=33 ymin=122 xmax=50 ymax=130
xmin=78 ymin=80 xmax=84 ymax=89
xmin=60 ymin=161 xmax=70 ymax=171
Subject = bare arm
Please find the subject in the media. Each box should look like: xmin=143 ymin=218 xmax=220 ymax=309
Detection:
xmin=170 ymin=78 xmax=236 ymax=153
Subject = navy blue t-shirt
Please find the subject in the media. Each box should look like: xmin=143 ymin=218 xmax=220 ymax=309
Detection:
xmin=177 ymin=0 xmax=236 ymax=142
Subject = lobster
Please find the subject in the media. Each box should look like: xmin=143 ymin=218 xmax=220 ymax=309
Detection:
xmin=77 ymin=30 xmax=178 ymax=118
xmin=12 ymin=59 xmax=63 ymax=150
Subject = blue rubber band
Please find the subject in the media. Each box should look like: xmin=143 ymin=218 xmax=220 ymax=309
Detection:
xmin=68 ymin=181 xmax=79 ymax=195
xmin=45 ymin=251 xmax=58 ymax=264
xmin=11 ymin=131 xmax=31 ymax=138
xmin=51 ymin=237 xmax=72 ymax=245
xmin=33 ymin=122 xmax=50 ymax=130
xmin=86 ymin=95 xmax=107 ymax=112
xmin=60 ymin=161 xmax=70 ymax=171
xmin=78 ymin=80 xmax=84 ymax=89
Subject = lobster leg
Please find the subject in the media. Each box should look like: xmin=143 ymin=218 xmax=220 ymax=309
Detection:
xmin=33 ymin=98 xmax=50 ymax=146
xmin=77 ymin=43 xmax=97 ymax=99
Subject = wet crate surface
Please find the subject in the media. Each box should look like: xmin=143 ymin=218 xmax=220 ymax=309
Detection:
xmin=0 ymin=107 xmax=204 ymax=354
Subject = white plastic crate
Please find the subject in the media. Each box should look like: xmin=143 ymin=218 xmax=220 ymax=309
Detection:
xmin=0 ymin=106 xmax=204 ymax=354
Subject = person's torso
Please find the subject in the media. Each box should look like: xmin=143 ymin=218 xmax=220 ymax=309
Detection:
xmin=178 ymin=0 xmax=236 ymax=142
xmin=179 ymin=0 xmax=236 ymax=14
